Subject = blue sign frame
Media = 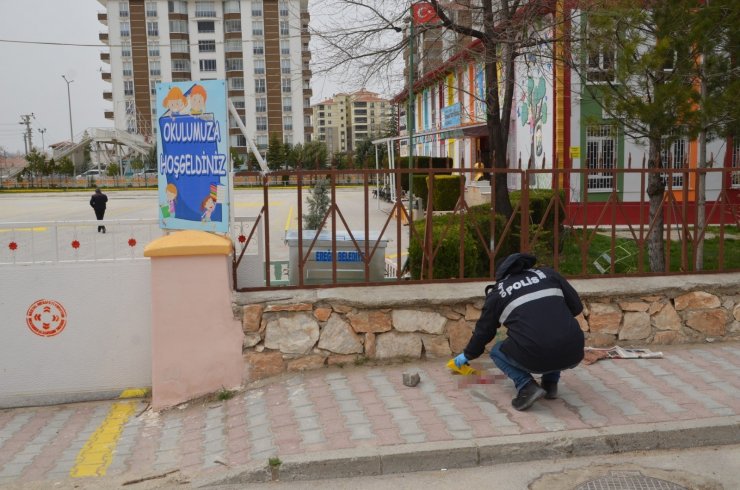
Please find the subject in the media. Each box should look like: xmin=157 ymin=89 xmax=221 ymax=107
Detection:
xmin=155 ymin=80 xmax=230 ymax=233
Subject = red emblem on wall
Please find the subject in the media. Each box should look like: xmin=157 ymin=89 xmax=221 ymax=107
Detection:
xmin=26 ymin=299 xmax=68 ymax=337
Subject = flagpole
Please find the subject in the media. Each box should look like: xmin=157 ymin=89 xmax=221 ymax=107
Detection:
xmin=407 ymin=4 xmax=415 ymax=226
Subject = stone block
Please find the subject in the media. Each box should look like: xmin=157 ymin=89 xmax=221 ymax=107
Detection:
xmin=588 ymin=303 xmax=622 ymax=334
xmin=465 ymin=304 xmax=482 ymax=321
xmin=652 ymin=330 xmax=680 ymax=344
xmin=618 ymin=301 xmax=649 ymax=312
xmin=619 ymin=312 xmax=651 ymax=340
xmin=652 ymin=303 xmax=681 ymax=331
xmin=733 ymin=304 xmax=740 ymax=322
xmin=242 ymin=304 xmax=263 ymax=333
xmin=576 ymin=313 xmax=589 ymax=332
xmin=327 ymin=354 xmax=358 ymax=366
xmin=313 ymin=307 xmax=332 ymax=322
xmin=347 ymin=310 xmax=392 ymax=333
xmin=332 ymin=304 xmax=354 ymax=314
xmin=420 ymin=334 xmax=452 ymax=358
xmin=439 ymin=306 xmax=462 ymax=320
xmin=318 ymin=314 xmax=363 ymax=354
xmin=244 ymin=351 xmax=285 ymax=381
xmin=674 ymin=292 xmax=721 ymax=311
xmin=586 ymin=332 xmax=616 ymax=347
xmin=685 ymin=309 xmax=727 ymax=336
xmin=243 ymin=332 xmax=261 ymax=349
xmin=365 ymin=333 xmax=376 ymax=358
xmin=374 ymin=331 xmax=422 ymax=359
xmin=392 ymin=310 xmax=447 ymax=334
xmin=265 ymin=303 xmax=313 ymax=312
xmin=447 ymin=318 xmax=474 ymax=354
xmin=264 ymin=313 xmax=320 ymax=354
xmin=287 ymin=355 xmax=326 ymax=372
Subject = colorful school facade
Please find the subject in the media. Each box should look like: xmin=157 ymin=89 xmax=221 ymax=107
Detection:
xmin=393 ymin=37 xmax=739 ymax=226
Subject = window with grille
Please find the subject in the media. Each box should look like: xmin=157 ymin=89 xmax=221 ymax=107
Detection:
xmin=586 ymin=21 xmax=615 ymax=83
xmin=125 ymin=100 xmax=135 ymax=115
xmin=123 ymin=61 xmax=133 ymax=77
xmin=199 ymin=59 xmax=217 ymax=71
xmin=279 ymin=1 xmax=289 ymax=16
xmin=169 ymin=19 xmax=188 ymax=34
xmin=229 ymin=77 xmax=244 ymax=90
xmin=256 ymin=98 xmax=266 ymax=112
xmin=255 ymin=79 xmax=266 ymax=94
xmin=280 ymin=39 xmax=290 ymax=55
xmin=196 ymin=40 xmax=213 ymax=53
xmin=147 ymin=21 xmax=159 ymax=36
xmin=149 ymin=80 xmax=157 ymax=95
xmin=149 ymin=61 xmax=161 ymax=76
xmin=281 ymin=59 xmax=291 ymax=75
xmin=283 ymin=96 xmax=292 ymax=112
xmin=168 ymin=1 xmax=187 ymax=14
xmin=225 ymin=19 xmax=241 ymax=33
xmin=146 ymin=2 xmax=157 ymax=17
xmin=126 ymin=118 xmax=137 ymax=133
xmin=280 ymin=20 xmax=290 ymax=36
xmin=253 ymin=41 xmax=264 ymax=55
xmin=254 ymin=59 xmax=265 ymax=75
xmin=148 ymin=42 xmax=160 ymax=57
xmin=252 ymin=0 xmax=263 ymax=16
xmin=282 ymin=78 xmax=291 ymax=93
xmin=256 ymin=116 xmax=268 ymax=131
xmin=232 ymin=97 xmax=245 ymax=109
xmin=257 ymin=134 xmax=268 ymax=147
xmin=198 ymin=21 xmax=215 ymax=33
xmin=732 ymin=138 xmax=740 ymax=188
xmin=661 ymin=131 xmax=688 ymax=188
xmin=252 ymin=21 xmax=263 ymax=36
xmin=172 ymin=59 xmax=190 ymax=72
xmin=170 ymin=39 xmax=188 ymax=53
xmin=226 ymin=58 xmax=243 ymax=72
xmin=225 ymin=39 xmax=242 ymax=52
xmin=195 ymin=1 xmax=216 ymax=17
xmin=120 ymin=22 xmax=130 ymax=37
xmin=586 ymin=125 xmax=616 ymax=190
xmin=119 ymin=2 xmax=129 ymax=17
xmin=121 ymin=41 xmax=131 ymax=57
xmin=224 ymin=0 xmax=240 ymax=14
xmin=283 ymin=115 xmax=293 ymax=130
xmin=124 ymin=80 xmax=134 ymax=96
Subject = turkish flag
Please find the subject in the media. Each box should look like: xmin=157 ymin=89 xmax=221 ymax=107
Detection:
xmin=412 ymin=2 xmax=441 ymax=24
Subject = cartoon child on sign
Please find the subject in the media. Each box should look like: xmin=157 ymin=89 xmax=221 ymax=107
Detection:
xmin=162 ymin=87 xmax=187 ymax=117
xmin=165 ymin=183 xmax=178 ymax=218
xmin=187 ymin=84 xmax=207 ymax=115
xmin=201 ymin=184 xmax=218 ymax=222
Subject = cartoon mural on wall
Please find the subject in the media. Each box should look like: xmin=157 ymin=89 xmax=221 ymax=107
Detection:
xmin=156 ymin=80 xmax=230 ymax=233
xmin=519 ymin=76 xmax=548 ymax=161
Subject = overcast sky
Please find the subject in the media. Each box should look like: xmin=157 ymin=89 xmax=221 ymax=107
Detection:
xmin=0 ymin=0 xmax=396 ymax=155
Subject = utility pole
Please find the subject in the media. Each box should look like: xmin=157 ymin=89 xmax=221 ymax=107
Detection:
xmin=62 ymin=75 xmax=74 ymax=142
xmin=19 ymin=113 xmax=35 ymax=155
xmin=38 ymin=128 xmax=47 ymax=154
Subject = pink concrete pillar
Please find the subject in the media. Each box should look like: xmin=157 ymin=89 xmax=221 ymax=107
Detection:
xmin=144 ymin=230 xmax=243 ymax=410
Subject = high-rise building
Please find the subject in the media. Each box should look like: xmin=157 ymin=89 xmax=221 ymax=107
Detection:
xmin=312 ymin=89 xmax=391 ymax=154
xmin=97 ymin=0 xmax=312 ymax=155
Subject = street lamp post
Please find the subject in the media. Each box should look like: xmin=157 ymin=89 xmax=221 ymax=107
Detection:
xmin=61 ymin=75 xmax=74 ymax=143
xmin=38 ymin=128 xmax=47 ymax=153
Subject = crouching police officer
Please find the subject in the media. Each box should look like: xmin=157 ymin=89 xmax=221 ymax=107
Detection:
xmin=455 ymin=253 xmax=584 ymax=411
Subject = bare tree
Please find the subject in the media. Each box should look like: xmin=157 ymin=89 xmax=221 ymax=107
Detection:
xmin=312 ymin=0 xmax=571 ymax=218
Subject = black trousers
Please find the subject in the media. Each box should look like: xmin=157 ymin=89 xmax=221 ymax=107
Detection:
xmin=94 ymin=209 xmax=106 ymax=232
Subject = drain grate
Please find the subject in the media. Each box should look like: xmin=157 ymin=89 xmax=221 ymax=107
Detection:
xmin=575 ymin=471 xmax=688 ymax=490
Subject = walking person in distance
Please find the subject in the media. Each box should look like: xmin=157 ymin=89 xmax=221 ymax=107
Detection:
xmin=90 ymin=188 xmax=108 ymax=233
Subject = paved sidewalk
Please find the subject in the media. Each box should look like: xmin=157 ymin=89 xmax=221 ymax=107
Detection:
xmin=1 ymin=343 xmax=739 ymax=488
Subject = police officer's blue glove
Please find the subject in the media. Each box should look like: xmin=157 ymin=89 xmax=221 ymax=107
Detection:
xmin=454 ymin=353 xmax=468 ymax=369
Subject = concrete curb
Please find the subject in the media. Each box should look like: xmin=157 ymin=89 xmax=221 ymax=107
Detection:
xmin=194 ymin=416 xmax=740 ymax=487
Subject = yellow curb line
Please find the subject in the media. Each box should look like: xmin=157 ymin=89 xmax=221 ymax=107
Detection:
xmin=284 ymin=205 xmax=294 ymax=232
xmin=69 ymin=401 xmax=136 ymax=478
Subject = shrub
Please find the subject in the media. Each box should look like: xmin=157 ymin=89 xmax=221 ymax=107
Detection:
xmin=431 ymin=175 xmax=462 ymax=211
xmin=396 ymin=156 xmax=452 ymax=190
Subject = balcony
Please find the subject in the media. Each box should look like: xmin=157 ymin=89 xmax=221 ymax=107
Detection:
xmin=101 ymin=72 xmax=111 ymax=82
xmin=97 ymin=11 xmax=107 ymax=25
xmin=104 ymin=111 xmax=114 ymax=119
xmin=99 ymin=32 xmax=109 ymax=44
xmin=103 ymin=91 xmax=112 ymax=101
xmin=100 ymin=52 xmax=110 ymax=63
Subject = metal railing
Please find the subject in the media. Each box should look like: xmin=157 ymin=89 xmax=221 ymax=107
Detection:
xmin=0 ymin=219 xmax=164 ymax=265
xmin=232 ymin=165 xmax=739 ymax=291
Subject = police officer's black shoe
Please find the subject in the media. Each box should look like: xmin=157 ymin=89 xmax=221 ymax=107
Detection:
xmin=512 ymin=380 xmax=546 ymax=411
xmin=542 ymin=381 xmax=558 ymax=399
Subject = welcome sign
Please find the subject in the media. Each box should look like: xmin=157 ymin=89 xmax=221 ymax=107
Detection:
xmin=155 ymin=80 xmax=230 ymax=233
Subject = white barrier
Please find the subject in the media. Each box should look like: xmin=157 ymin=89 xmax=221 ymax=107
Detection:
xmin=0 ymin=260 xmax=152 ymax=408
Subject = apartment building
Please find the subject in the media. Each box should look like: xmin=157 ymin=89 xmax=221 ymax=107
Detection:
xmin=97 ymin=0 xmax=313 ymax=155
xmin=312 ymin=89 xmax=391 ymax=154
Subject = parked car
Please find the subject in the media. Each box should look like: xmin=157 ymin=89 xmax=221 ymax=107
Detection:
xmin=76 ymin=169 xmax=104 ymax=180
xmin=134 ymin=169 xmax=158 ymax=177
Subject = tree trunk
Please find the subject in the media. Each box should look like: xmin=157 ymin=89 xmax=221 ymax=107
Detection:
xmin=647 ymin=138 xmax=666 ymax=272
xmin=484 ymin=40 xmax=513 ymax=219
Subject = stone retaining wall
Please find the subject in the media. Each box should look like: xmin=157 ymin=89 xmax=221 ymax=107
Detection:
xmin=234 ymin=274 xmax=740 ymax=382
